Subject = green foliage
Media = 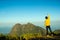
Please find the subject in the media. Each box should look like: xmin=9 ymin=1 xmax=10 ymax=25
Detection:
xmin=20 ymin=33 xmax=42 ymax=40
xmin=0 ymin=33 xmax=20 ymax=40
xmin=0 ymin=33 xmax=42 ymax=40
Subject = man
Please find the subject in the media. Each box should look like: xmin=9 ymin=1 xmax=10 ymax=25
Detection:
xmin=45 ymin=14 xmax=53 ymax=36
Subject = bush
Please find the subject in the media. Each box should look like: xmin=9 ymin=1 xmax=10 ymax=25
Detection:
xmin=20 ymin=33 xmax=42 ymax=40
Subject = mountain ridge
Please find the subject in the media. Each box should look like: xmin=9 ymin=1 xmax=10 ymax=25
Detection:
xmin=10 ymin=23 xmax=46 ymax=36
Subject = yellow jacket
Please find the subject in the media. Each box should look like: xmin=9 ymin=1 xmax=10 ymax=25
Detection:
xmin=45 ymin=15 xmax=50 ymax=26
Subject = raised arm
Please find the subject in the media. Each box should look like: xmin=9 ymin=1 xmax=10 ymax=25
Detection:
xmin=48 ymin=14 xmax=50 ymax=20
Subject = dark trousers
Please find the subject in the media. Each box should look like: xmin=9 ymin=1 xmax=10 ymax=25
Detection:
xmin=46 ymin=26 xmax=52 ymax=35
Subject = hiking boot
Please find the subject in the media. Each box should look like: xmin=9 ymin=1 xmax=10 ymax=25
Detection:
xmin=51 ymin=34 xmax=53 ymax=36
xmin=47 ymin=35 xmax=50 ymax=37
xmin=46 ymin=35 xmax=53 ymax=38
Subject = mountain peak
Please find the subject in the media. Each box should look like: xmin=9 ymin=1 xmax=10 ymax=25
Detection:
xmin=15 ymin=23 xmax=21 ymax=26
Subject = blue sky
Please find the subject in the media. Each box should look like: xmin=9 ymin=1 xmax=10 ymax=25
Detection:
xmin=0 ymin=0 xmax=60 ymax=24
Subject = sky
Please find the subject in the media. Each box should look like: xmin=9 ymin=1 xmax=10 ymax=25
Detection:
xmin=0 ymin=0 xmax=60 ymax=24
xmin=0 ymin=0 xmax=60 ymax=33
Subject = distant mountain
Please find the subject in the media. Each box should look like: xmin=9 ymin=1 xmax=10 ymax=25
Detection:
xmin=54 ymin=30 xmax=60 ymax=34
xmin=10 ymin=23 xmax=46 ymax=36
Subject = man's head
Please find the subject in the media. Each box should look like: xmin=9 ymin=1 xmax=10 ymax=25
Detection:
xmin=45 ymin=16 xmax=48 ymax=19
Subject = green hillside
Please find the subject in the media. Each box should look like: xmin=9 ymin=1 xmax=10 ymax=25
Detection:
xmin=10 ymin=23 xmax=46 ymax=36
